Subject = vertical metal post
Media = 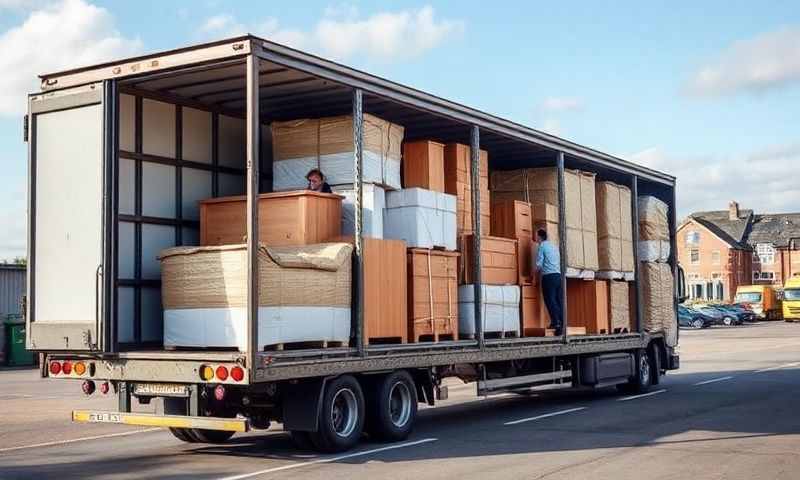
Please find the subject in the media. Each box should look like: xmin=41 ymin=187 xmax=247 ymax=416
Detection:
xmin=245 ymin=54 xmax=260 ymax=373
xmin=670 ymin=183 xmax=679 ymax=342
xmin=470 ymin=126 xmax=484 ymax=350
xmin=118 ymin=382 xmax=131 ymax=412
xmin=103 ymin=79 xmax=119 ymax=353
xmin=352 ymin=88 xmax=366 ymax=356
xmin=556 ymin=152 xmax=568 ymax=343
xmin=631 ymin=176 xmax=642 ymax=333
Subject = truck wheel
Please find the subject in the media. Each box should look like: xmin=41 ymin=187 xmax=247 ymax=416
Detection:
xmin=190 ymin=429 xmax=235 ymax=443
xmin=309 ymin=375 xmax=365 ymax=453
xmin=169 ymin=427 xmax=199 ymax=443
xmin=617 ymin=350 xmax=652 ymax=394
xmin=366 ymin=371 xmax=418 ymax=442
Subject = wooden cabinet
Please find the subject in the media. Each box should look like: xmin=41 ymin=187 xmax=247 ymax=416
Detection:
xmin=491 ymin=200 xmax=535 ymax=284
xmin=458 ymin=235 xmax=518 ymax=285
xmin=402 ymin=140 xmax=445 ymax=192
xmin=444 ymin=143 xmax=490 ymax=236
xmin=199 ymin=191 xmax=342 ymax=246
xmin=407 ymin=249 xmax=459 ymax=342
xmin=363 ymin=238 xmax=408 ymax=344
xmin=566 ymin=279 xmax=610 ymax=334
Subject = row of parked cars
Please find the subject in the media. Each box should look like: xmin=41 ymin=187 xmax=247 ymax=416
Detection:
xmin=678 ymin=303 xmax=758 ymax=329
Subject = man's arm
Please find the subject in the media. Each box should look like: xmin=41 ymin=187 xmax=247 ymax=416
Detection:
xmin=535 ymin=243 xmax=544 ymax=271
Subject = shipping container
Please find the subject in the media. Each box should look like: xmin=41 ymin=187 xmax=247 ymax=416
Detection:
xmin=26 ymin=36 xmax=684 ymax=453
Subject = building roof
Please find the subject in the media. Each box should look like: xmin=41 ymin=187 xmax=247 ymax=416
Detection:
xmin=687 ymin=209 xmax=754 ymax=248
xmin=747 ymin=214 xmax=800 ymax=248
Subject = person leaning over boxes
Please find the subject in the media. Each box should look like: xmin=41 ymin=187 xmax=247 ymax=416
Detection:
xmin=306 ymin=168 xmax=333 ymax=193
xmin=535 ymin=228 xmax=563 ymax=335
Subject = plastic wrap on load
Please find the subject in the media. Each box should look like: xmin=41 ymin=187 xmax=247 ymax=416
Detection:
xmin=458 ymin=284 xmax=520 ymax=337
xmin=384 ymin=188 xmax=457 ymax=250
xmin=596 ymin=182 xmax=634 ymax=273
xmin=331 ymin=184 xmax=385 ymax=238
xmin=609 ymin=280 xmax=631 ymax=332
xmin=641 ymin=262 xmax=676 ymax=347
xmin=638 ymin=195 xmax=669 ymax=241
xmin=159 ymin=242 xmax=352 ymax=349
xmin=272 ymin=114 xmax=404 ymax=190
xmin=638 ymin=240 xmax=671 ymax=263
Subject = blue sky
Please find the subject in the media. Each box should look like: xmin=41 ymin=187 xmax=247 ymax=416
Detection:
xmin=1 ymin=0 xmax=799 ymax=260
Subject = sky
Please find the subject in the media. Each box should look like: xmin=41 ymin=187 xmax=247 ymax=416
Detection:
xmin=1 ymin=0 xmax=799 ymax=260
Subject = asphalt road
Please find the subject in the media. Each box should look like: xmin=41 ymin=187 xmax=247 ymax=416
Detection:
xmin=2 ymin=322 xmax=800 ymax=480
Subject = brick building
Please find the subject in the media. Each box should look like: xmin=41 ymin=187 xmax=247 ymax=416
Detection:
xmin=677 ymin=201 xmax=800 ymax=302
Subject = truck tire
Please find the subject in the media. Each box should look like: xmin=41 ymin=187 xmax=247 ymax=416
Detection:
xmin=309 ymin=375 xmax=365 ymax=453
xmin=290 ymin=430 xmax=316 ymax=450
xmin=365 ymin=371 xmax=418 ymax=442
xmin=169 ymin=427 xmax=199 ymax=443
xmin=617 ymin=350 xmax=652 ymax=394
xmin=190 ymin=429 xmax=235 ymax=443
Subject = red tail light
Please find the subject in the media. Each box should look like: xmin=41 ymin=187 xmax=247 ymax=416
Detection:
xmin=215 ymin=365 xmax=229 ymax=381
xmin=61 ymin=361 xmax=72 ymax=375
xmin=49 ymin=361 xmax=61 ymax=375
xmin=231 ymin=366 xmax=245 ymax=382
xmin=81 ymin=380 xmax=96 ymax=395
xmin=99 ymin=381 xmax=110 ymax=395
xmin=214 ymin=384 xmax=226 ymax=401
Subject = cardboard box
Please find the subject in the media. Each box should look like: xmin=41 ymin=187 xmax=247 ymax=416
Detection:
xmin=596 ymin=181 xmax=634 ymax=273
xmin=199 ymin=191 xmax=342 ymax=246
xmin=403 ymin=140 xmax=445 ymax=192
xmin=566 ymin=279 xmax=610 ymax=334
xmin=407 ymin=249 xmax=459 ymax=342
xmin=608 ymin=280 xmax=631 ymax=333
xmin=458 ymin=285 xmax=520 ymax=338
xmin=384 ymin=188 xmax=457 ymax=250
xmin=331 ymin=184 xmax=385 ymax=238
xmin=458 ymin=235 xmax=518 ymax=285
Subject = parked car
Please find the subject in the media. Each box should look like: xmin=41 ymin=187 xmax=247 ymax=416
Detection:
xmin=708 ymin=305 xmax=746 ymax=326
xmin=729 ymin=304 xmax=758 ymax=322
xmin=678 ymin=305 xmax=714 ymax=329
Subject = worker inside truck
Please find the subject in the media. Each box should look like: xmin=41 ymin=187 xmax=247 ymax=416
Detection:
xmin=306 ymin=168 xmax=333 ymax=193
xmin=535 ymin=228 xmax=563 ymax=335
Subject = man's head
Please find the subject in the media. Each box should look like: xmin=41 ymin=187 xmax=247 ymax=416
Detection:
xmin=306 ymin=168 xmax=325 ymax=191
xmin=537 ymin=229 xmax=548 ymax=243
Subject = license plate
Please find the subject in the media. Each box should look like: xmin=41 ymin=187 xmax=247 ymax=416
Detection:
xmin=88 ymin=412 xmax=122 ymax=424
xmin=133 ymin=383 xmax=188 ymax=397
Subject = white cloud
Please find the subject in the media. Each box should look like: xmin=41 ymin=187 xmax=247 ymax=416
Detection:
xmin=0 ymin=0 xmax=46 ymax=10
xmin=629 ymin=144 xmax=800 ymax=217
xmin=540 ymin=97 xmax=584 ymax=112
xmin=687 ymin=26 xmax=800 ymax=97
xmin=198 ymin=5 xmax=464 ymax=61
xmin=0 ymin=0 xmax=142 ymax=116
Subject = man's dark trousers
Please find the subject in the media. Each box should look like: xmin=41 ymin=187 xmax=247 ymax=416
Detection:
xmin=541 ymin=273 xmax=563 ymax=332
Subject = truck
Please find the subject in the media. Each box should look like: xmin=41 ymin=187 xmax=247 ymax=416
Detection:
xmin=25 ymin=36 xmax=684 ymax=453
xmin=734 ymin=285 xmax=782 ymax=320
xmin=782 ymin=275 xmax=800 ymax=321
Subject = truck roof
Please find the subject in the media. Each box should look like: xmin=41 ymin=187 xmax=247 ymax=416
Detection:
xmin=37 ymin=35 xmax=674 ymax=186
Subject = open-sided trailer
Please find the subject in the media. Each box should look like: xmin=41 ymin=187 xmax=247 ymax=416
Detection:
xmin=26 ymin=36 xmax=684 ymax=452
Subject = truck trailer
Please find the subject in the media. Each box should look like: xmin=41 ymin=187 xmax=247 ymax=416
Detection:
xmin=25 ymin=36 xmax=684 ymax=453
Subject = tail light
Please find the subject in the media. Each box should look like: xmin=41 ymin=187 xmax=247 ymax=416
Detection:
xmin=215 ymin=366 xmax=229 ymax=381
xmin=99 ymin=381 xmax=110 ymax=395
xmin=231 ymin=366 xmax=245 ymax=382
xmin=81 ymin=380 xmax=96 ymax=395
xmin=200 ymin=365 xmax=214 ymax=381
xmin=49 ymin=361 xmax=61 ymax=375
xmin=61 ymin=361 xmax=73 ymax=375
xmin=74 ymin=362 xmax=87 ymax=376
xmin=214 ymin=384 xmax=226 ymax=401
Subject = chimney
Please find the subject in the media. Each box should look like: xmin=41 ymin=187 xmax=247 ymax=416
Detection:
xmin=729 ymin=201 xmax=740 ymax=221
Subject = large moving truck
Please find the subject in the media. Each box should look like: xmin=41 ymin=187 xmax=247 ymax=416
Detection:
xmin=25 ymin=36 xmax=683 ymax=453
xmin=734 ymin=285 xmax=782 ymax=320
xmin=782 ymin=275 xmax=800 ymax=321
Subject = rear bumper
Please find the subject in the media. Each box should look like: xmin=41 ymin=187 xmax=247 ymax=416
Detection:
xmin=72 ymin=410 xmax=248 ymax=432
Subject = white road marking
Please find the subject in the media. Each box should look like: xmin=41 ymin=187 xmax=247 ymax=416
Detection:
xmin=217 ymin=437 xmax=439 ymax=480
xmin=755 ymin=362 xmax=800 ymax=373
xmin=693 ymin=376 xmax=734 ymax=386
xmin=0 ymin=428 xmax=162 ymax=454
xmin=503 ymin=407 xmax=587 ymax=426
xmin=0 ymin=394 xmax=34 ymax=399
xmin=617 ymin=389 xmax=667 ymax=402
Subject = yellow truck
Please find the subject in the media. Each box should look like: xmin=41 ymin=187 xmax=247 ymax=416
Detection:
xmin=734 ymin=285 xmax=782 ymax=320
xmin=782 ymin=275 xmax=800 ymax=321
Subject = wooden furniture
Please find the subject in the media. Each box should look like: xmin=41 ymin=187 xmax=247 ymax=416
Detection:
xmin=199 ymin=191 xmax=343 ymax=246
xmin=444 ymin=143 xmax=490 ymax=236
xmin=458 ymin=235 xmax=518 ymax=285
xmin=491 ymin=200 xmax=535 ymax=284
xmin=566 ymin=279 xmax=610 ymax=334
xmin=407 ymin=249 xmax=459 ymax=342
xmin=363 ymin=238 xmax=408 ymax=345
xmin=402 ymin=140 xmax=445 ymax=192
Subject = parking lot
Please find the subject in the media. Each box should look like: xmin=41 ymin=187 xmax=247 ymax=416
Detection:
xmin=2 ymin=321 xmax=799 ymax=480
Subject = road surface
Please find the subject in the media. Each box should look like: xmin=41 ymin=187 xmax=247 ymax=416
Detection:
xmin=2 ymin=322 xmax=799 ymax=479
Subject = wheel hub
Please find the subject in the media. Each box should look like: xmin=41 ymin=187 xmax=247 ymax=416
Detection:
xmin=388 ymin=382 xmax=412 ymax=428
xmin=331 ymin=388 xmax=358 ymax=438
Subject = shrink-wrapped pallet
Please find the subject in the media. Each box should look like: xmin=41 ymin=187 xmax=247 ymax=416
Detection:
xmin=272 ymin=114 xmax=404 ymax=191
xmin=458 ymin=285 xmax=520 ymax=338
xmin=384 ymin=188 xmax=457 ymax=250
xmin=596 ymin=182 xmax=634 ymax=274
xmin=640 ymin=262 xmax=677 ymax=347
xmin=490 ymin=168 xmax=598 ymax=271
xmin=331 ymin=184 xmax=385 ymax=238
xmin=160 ymin=242 xmax=352 ymax=350
xmin=608 ymin=280 xmax=631 ymax=332
xmin=638 ymin=240 xmax=671 ymax=263
xmin=638 ymin=196 xmax=669 ymax=241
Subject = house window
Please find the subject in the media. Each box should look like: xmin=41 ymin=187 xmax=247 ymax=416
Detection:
xmin=712 ymin=250 xmax=721 ymax=265
xmin=757 ymin=243 xmax=775 ymax=265
xmin=690 ymin=249 xmax=700 ymax=264
xmin=760 ymin=272 xmax=775 ymax=281
xmin=686 ymin=231 xmax=700 ymax=246
xmin=753 ymin=271 xmax=761 ymax=281
xmin=711 ymin=272 xmax=722 ymax=280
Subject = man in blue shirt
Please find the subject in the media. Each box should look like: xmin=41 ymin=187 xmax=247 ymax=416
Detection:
xmin=535 ymin=229 xmax=563 ymax=335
